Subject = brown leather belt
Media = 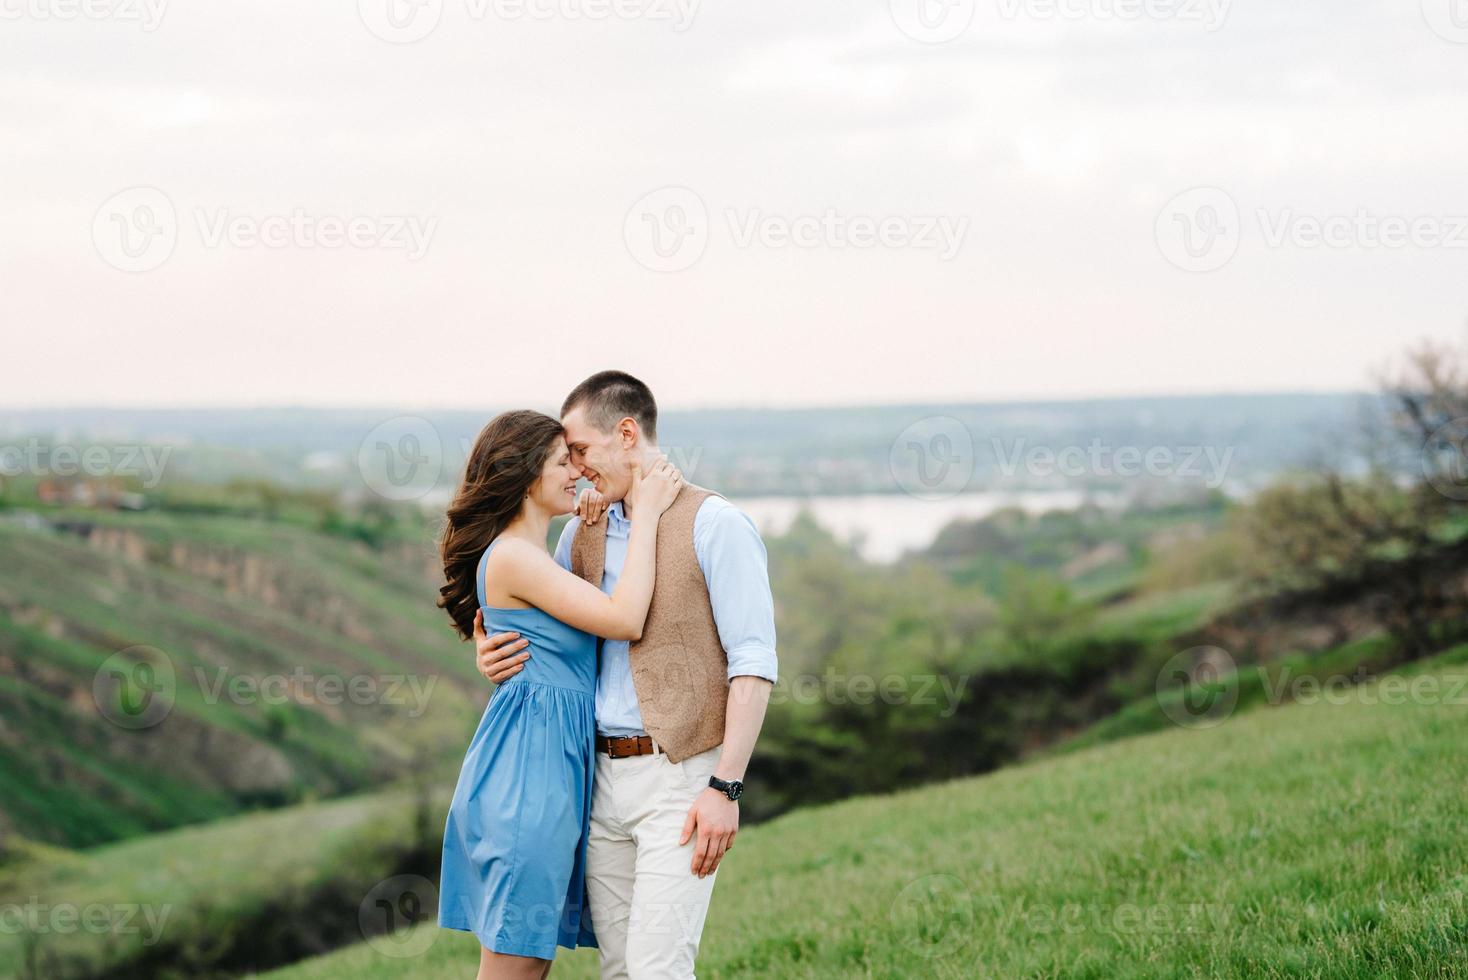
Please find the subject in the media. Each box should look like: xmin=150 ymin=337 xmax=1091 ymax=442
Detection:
xmin=596 ymin=734 xmax=664 ymax=758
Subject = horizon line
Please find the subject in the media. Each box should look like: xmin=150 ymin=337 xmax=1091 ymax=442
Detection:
xmin=0 ymin=389 xmax=1372 ymax=417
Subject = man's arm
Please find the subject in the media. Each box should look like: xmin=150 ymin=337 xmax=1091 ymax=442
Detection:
xmin=713 ymin=677 xmax=771 ymax=783
xmin=473 ymin=609 xmax=529 ymax=684
xmin=680 ymin=499 xmax=778 ymax=878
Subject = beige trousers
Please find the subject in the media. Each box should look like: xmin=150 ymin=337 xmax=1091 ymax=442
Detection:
xmin=585 ymin=743 xmax=723 ymax=979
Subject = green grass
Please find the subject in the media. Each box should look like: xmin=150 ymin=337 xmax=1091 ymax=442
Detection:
xmin=5 ymin=499 xmax=1463 ymax=977
xmin=0 ymin=514 xmax=485 ymax=848
xmin=1091 ymin=581 xmax=1234 ymax=642
xmin=0 ymin=500 xmax=1231 ymax=851
xmin=0 ymin=789 xmax=444 ymax=979
xmin=260 ymin=654 xmax=1468 ymax=980
xmin=1066 ymin=637 xmax=1468 ymax=755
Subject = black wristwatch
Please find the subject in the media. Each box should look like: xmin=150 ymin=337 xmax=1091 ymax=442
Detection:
xmin=708 ymin=776 xmax=743 ymax=801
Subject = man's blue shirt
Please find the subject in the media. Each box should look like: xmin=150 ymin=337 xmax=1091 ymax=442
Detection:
xmin=553 ymin=496 xmax=779 ymax=737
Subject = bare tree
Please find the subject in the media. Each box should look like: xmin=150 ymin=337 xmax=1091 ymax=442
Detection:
xmin=1239 ymin=340 xmax=1468 ymax=659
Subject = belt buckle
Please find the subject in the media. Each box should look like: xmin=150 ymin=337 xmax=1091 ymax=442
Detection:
xmin=602 ymin=734 xmax=656 ymax=758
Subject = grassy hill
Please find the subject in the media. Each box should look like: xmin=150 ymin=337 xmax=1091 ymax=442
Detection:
xmin=0 ymin=510 xmax=485 ymax=848
xmin=0 ymin=491 xmax=1230 ymax=850
xmin=256 ymin=646 xmax=1468 ymax=980
xmin=3 ymin=628 xmax=1462 ymax=977
xmin=0 ymin=788 xmax=444 ymax=979
xmin=5 ymin=493 xmax=1464 ymax=977
xmin=0 ymin=493 xmax=1232 ymax=849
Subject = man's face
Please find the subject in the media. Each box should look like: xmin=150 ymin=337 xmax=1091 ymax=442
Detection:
xmin=562 ymin=405 xmax=634 ymax=502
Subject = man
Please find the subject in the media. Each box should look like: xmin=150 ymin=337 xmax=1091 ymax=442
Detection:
xmin=474 ymin=370 xmax=777 ymax=979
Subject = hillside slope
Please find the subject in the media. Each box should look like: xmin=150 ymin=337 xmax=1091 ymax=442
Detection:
xmin=0 ymin=512 xmax=484 ymax=848
xmin=0 ymin=789 xmax=441 ymax=979
xmin=264 ymin=649 xmax=1468 ymax=980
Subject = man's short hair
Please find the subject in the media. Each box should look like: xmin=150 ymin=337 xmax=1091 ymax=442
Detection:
xmin=562 ymin=370 xmax=658 ymax=442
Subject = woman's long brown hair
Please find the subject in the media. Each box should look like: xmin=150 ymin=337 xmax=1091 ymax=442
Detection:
xmin=438 ymin=410 xmax=565 ymax=639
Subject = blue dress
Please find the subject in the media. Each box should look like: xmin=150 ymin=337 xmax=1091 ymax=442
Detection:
xmin=439 ymin=539 xmax=598 ymax=959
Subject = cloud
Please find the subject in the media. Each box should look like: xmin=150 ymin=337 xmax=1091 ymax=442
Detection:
xmin=1 ymin=0 xmax=1465 ymax=407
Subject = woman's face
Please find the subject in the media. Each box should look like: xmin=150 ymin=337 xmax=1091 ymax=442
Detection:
xmin=529 ymin=436 xmax=582 ymax=516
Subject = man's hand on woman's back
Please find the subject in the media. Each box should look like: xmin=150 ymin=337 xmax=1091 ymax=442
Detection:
xmin=473 ymin=609 xmax=530 ymax=683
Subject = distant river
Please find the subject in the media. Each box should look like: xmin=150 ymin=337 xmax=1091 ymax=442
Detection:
xmin=732 ymin=490 xmax=1119 ymax=563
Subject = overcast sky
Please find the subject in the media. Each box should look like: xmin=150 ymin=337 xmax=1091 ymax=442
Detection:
xmin=3 ymin=0 xmax=1466 ymax=409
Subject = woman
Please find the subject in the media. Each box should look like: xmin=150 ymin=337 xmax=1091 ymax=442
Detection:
xmin=436 ymin=410 xmax=682 ymax=979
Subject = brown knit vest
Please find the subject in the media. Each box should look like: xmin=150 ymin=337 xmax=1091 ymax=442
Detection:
xmin=570 ymin=484 xmax=727 ymax=763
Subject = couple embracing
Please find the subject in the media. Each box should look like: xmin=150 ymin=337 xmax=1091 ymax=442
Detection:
xmin=436 ymin=371 xmax=777 ymax=979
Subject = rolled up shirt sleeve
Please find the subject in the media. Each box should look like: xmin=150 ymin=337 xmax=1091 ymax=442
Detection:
xmin=693 ymin=498 xmax=779 ymax=684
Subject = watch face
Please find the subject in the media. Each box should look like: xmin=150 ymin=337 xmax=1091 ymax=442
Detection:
xmin=728 ymin=781 xmax=743 ymax=801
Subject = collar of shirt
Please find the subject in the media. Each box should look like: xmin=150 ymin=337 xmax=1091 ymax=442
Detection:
xmin=606 ymin=500 xmax=630 ymax=528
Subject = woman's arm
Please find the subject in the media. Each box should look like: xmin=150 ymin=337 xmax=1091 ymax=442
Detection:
xmin=496 ymin=459 xmax=681 ymax=640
